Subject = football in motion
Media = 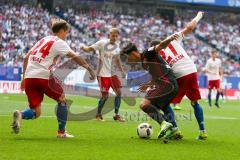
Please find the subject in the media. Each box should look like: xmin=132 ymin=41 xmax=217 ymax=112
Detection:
xmin=137 ymin=123 xmax=153 ymax=138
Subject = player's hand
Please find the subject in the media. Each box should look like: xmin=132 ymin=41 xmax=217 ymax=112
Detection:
xmin=138 ymin=84 xmax=151 ymax=93
xmin=80 ymin=43 xmax=85 ymax=50
xmin=20 ymin=80 xmax=25 ymax=91
xmin=88 ymin=69 xmax=96 ymax=80
xmin=197 ymin=11 xmax=204 ymax=19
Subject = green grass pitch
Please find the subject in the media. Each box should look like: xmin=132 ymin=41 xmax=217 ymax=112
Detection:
xmin=0 ymin=94 xmax=240 ymax=160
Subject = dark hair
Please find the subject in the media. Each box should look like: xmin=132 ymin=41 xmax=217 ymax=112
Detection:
xmin=51 ymin=19 xmax=70 ymax=33
xmin=121 ymin=42 xmax=138 ymax=55
xmin=150 ymin=40 xmax=160 ymax=47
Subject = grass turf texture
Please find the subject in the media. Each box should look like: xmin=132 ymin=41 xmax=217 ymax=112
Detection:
xmin=0 ymin=94 xmax=240 ymax=160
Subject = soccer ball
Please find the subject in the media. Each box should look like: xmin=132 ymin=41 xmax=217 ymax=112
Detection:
xmin=137 ymin=123 xmax=153 ymax=138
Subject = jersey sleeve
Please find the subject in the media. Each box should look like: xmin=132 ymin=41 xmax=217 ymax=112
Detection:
xmin=52 ymin=40 xmax=74 ymax=56
xmin=90 ymin=40 xmax=103 ymax=51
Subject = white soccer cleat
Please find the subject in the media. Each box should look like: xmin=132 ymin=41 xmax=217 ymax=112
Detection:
xmin=11 ymin=110 xmax=22 ymax=134
xmin=57 ymin=131 xmax=74 ymax=138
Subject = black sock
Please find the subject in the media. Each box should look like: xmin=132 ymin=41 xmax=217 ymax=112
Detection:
xmin=114 ymin=96 xmax=121 ymax=115
xmin=220 ymin=92 xmax=224 ymax=100
xmin=208 ymin=93 xmax=212 ymax=106
xmin=216 ymin=92 xmax=220 ymax=103
xmin=97 ymin=98 xmax=107 ymax=115
xmin=57 ymin=102 xmax=68 ymax=132
xmin=141 ymin=104 xmax=165 ymax=125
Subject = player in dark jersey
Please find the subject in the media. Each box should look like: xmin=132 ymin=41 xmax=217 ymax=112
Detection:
xmin=121 ymin=34 xmax=182 ymax=141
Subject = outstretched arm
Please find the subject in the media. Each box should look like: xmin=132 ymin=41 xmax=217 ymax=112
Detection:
xmin=155 ymin=33 xmax=180 ymax=52
xmin=181 ymin=11 xmax=204 ymax=36
xmin=67 ymin=51 xmax=96 ymax=80
xmin=80 ymin=45 xmax=95 ymax=53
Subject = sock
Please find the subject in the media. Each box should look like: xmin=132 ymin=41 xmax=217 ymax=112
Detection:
xmin=141 ymin=104 xmax=165 ymax=125
xmin=162 ymin=105 xmax=177 ymax=128
xmin=191 ymin=102 xmax=205 ymax=131
xmin=21 ymin=109 xmax=36 ymax=119
xmin=97 ymin=98 xmax=107 ymax=115
xmin=208 ymin=92 xmax=212 ymax=106
xmin=57 ymin=102 xmax=68 ymax=132
xmin=216 ymin=92 xmax=220 ymax=103
xmin=114 ymin=96 xmax=121 ymax=115
xmin=220 ymin=92 xmax=224 ymax=100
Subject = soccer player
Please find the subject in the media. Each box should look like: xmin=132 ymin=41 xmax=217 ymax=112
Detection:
xmin=205 ymin=50 xmax=222 ymax=108
xmin=81 ymin=28 xmax=126 ymax=122
xmin=11 ymin=19 xmax=96 ymax=138
xmin=154 ymin=11 xmax=207 ymax=140
xmin=121 ymin=33 xmax=182 ymax=141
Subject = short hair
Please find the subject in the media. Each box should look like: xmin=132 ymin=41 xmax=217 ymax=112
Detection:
xmin=51 ymin=19 xmax=70 ymax=33
xmin=110 ymin=28 xmax=120 ymax=34
xmin=121 ymin=42 xmax=138 ymax=55
xmin=150 ymin=40 xmax=160 ymax=47
xmin=211 ymin=49 xmax=217 ymax=54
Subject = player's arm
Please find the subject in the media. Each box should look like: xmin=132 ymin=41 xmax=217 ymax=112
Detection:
xmin=115 ymin=55 xmax=126 ymax=78
xmin=155 ymin=33 xmax=180 ymax=52
xmin=21 ymin=50 xmax=31 ymax=90
xmin=181 ymin=11 xmax=204 ymax=36
xmin=80 ymin=40 xmax=102 ymax=53
xmin=80 ymin=45 xmax=95 ymax=53
xmin=66 ymin=51 xmax=96 ymax=80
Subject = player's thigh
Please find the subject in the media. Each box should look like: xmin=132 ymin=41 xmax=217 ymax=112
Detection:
xmin=25 ymin=78 xmax=44 ymax=109
xmin=111 ymin=75 xmax=122 ymax=96
xmin=208 ymin=80 xmax=215 ymax=90
xmin=44 ymin=77 xmax=65 ymax=102
xmin=186 ymin=74 xmax=201 ymax=102
xmin=171 ymin=80 xmax=186 ymax=104
xmin=97 ymin=76 xmax=111 ymax=93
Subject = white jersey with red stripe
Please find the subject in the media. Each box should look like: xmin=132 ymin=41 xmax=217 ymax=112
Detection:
xmin=90 ymin=39 xmax=120 ymax=77
xmin=25 ymin=36 xmax=73 ymax=79
xmin=159 ymin=32 xmax=197 ymax=79
xmin=205 ymin=58 xmax=221 ymax=81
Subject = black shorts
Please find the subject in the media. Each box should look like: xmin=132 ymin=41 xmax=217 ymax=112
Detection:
xmin=145 ymin=77 xmax=178 ymax=109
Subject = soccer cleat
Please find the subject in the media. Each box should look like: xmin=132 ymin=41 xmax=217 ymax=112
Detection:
xmin=113 ymin=114 xmax=125 ymax=122
xmin=173 ymin=105 xmax=182 ymax=110
xmin=158 ymin=121 xmax=173 ymax=139
xmin=164 ymin=127 xmax=183 ymax=140
xmin=57 ymin=131 xmax=74 ymax=138
xmin=196 ymin=130 xmax=207 ymax=140
xmin=96 ymin=114 xmax=105 ymax=121
xmin=11 ymin=110 xmax=22 ymax=134
xmin=215 ymin=102 xmax=220 ymax=108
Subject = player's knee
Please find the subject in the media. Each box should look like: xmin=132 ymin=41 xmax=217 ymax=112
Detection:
xmin=58 ymin=95 xmax=66 ymax=104
xmin=191 ymin=101 xmax=198 ymax=107
xmin=101 ymin=93 xmax=109 ymax=100
xmin=140 ymin=100 xmax=151 ymax=110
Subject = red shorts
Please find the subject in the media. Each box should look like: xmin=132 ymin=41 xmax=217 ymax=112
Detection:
xmin=208 ymin=80 xmax=220 ymax=89
xmin=97 ymin=75 xmax=121 ymax=93
xmin=171 ymin=73 xmax=201 ymax=103
xmin=24 ymin=77 xmax=63 ymax=109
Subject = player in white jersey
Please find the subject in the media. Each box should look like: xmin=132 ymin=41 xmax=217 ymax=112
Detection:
xmin=151 ymin=12 xmax=207 ymax=140
xmin=205 ymin=50 xmax=222 ymax=108
xmin=11 ymin=19 xmax=96 ymax=138
xmin=81 ymin=28 xmax=126 ymax=122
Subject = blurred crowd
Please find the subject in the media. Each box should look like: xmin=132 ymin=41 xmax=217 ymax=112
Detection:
xmin=0 ymin=4 xmax=239 ymax=76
